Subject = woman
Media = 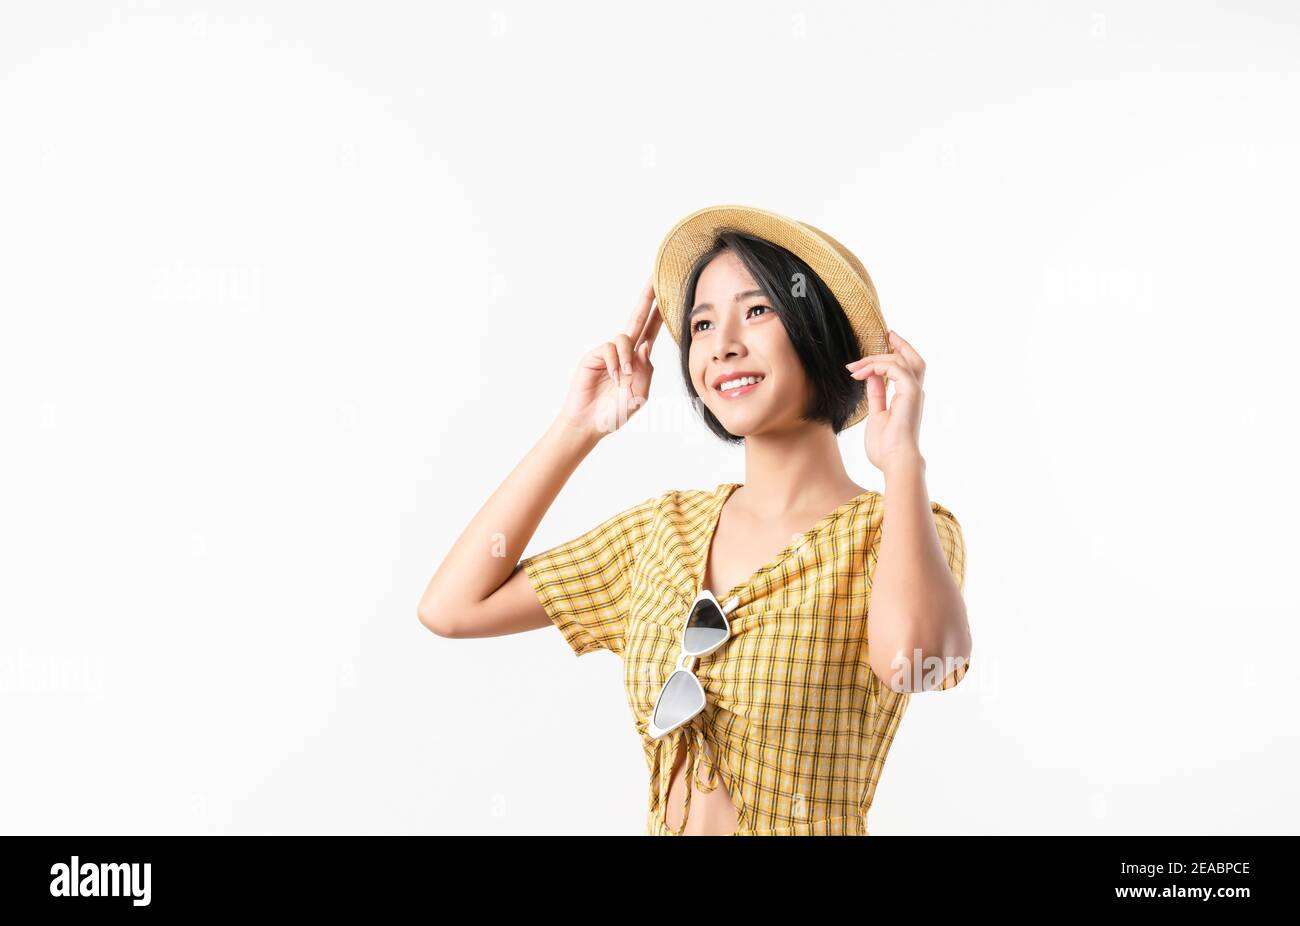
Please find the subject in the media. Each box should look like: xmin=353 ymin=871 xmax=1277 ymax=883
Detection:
xmin=418 ymin=205 xmax=972 ymax=836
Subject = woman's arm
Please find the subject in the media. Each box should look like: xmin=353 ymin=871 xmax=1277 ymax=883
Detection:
xmin=416 ymin=417 xmax=600 ymax=638
xmin=867 ymin=454 xmax=971 ymax=692
xmin=416 ymin=277 xmax=664 ymax=640
xmin=847 ymin=329 xmax=972 ymax=692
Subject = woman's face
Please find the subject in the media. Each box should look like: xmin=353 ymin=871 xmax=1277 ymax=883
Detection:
xmin=687 ymin=250 xmax=812 ymax=436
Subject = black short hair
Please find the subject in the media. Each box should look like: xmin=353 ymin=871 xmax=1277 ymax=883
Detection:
xmin=677 ymin=229 xmax=866 ymax=443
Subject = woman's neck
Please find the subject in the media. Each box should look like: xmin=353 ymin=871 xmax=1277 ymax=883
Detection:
xmin=733 ymin=423 xmax=867 ymax=519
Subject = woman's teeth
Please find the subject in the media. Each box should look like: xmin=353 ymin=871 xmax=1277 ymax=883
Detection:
xmin=719 ymin=375 xmax=763 ymax=392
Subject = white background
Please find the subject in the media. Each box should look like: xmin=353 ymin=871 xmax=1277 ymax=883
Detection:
xmin=2 ymin=1 xmax=1296 ymax=835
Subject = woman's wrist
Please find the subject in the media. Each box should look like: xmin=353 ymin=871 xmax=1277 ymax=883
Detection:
xmin=880 ymin=449 xmax=926 ymax=483
xmin=546 ymin=415 xmax=604 ymax=455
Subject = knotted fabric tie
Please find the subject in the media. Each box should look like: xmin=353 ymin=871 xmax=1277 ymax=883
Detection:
xmin=655 ymin=717 xmax=721 ymax=836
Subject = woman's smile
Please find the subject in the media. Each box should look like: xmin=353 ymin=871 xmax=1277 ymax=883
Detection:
xmin=713 ymin=371 xmax=766 ymax=398
xmin=719 ymin=378 xmax=763 ymax=398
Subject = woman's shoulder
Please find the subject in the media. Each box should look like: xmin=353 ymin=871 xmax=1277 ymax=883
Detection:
xmin=635 ymin=484 xmax=738 ymax=526
xmin=852 ymin=490 xmax=961 ymax=531
xmin=609 ymin=485 xmax=723 ymax=518
xmin=646 ymin=482 xmax=735 ymax=503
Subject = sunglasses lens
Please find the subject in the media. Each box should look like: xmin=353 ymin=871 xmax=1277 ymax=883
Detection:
xmin=652 ymin=669 xmax=705 ymax=733
xmin=683 ymin=597 xmax=727 ymax=655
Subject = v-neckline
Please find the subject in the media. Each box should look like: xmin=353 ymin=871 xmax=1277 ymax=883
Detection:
xmin=695 ymin=482 xmax=877 ymax=605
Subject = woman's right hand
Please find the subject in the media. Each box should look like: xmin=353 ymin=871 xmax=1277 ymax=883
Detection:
xmin=557 ymin=275 xmax=664 ymax=441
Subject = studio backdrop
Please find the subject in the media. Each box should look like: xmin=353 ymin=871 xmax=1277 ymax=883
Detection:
xmin=1 ymin=0 xmax=1296 ymax=835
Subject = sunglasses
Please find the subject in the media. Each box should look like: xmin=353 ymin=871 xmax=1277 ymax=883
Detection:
xmin=647 ymin=589 xmax=739 ymax=740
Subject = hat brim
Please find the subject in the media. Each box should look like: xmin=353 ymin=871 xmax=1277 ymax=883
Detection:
xmin=653 ymin=203 xmax=889 ymax=429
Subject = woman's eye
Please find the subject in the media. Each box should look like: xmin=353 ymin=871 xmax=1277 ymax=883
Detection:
xmin=692 ymin=306 xmax=769 ymax=334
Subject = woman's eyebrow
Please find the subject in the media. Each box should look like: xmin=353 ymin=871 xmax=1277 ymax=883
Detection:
xmin=689 ymin=289 xmax=766 ymax=318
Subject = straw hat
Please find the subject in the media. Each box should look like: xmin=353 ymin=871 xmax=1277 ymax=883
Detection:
xmin=652 ymin=204 xmax=889 ymax=429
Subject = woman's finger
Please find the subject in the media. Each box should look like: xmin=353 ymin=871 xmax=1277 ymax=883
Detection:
xmin=887 ymin=331 xmax=926 ymax=383
xmin=624 ymin=277 xmax=657 ymax=342
xmin=848 ymin=357 xmax=917 ymax=390
xmin=637 ymin=294 xmax=664 ymax=354
xmin=847 ymin=348 xmax=912 ymax=375
xmin=634 ymin=316 xmax=661 ymax=369
xmin=866 ymin=367 xmax=888 ymax=418
xmin=845 ymin=351 xmax=900 ymax=369
xmin=600 ymin=341 xmax=621 ymax=385
xmin=630 ymin=339 xmax=654 ymax=406
xmin=612 ymin=332 xmax=634 ymax=378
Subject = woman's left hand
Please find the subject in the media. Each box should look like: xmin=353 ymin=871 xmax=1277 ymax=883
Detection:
xmin=845 ymin=330 xmax=926 ymax=472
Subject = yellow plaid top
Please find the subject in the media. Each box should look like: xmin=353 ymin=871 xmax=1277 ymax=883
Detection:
xmin=518 ymin=482 xmax=968 ymax=836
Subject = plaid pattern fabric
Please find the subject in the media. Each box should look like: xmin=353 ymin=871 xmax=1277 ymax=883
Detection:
xmin=518 ymin=482 xmax=968 ymax=836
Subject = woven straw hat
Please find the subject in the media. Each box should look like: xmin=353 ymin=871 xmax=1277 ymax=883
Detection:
xmin=652 ymin=203 xmax=889 ymax=429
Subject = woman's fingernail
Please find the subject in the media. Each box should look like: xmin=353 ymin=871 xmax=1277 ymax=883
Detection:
xmin=623 ymin=361 xmax=633 ymax=374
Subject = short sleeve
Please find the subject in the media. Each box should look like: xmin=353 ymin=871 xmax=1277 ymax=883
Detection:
xmin=930 ymin=501 xmax=966 ymax=596
xmin=517 ymin=493 xmax=661 ymax=658
xmin=930 ymin=501 xmax=969 ymax=690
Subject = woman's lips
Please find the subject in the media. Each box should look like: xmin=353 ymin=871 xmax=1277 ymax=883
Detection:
xmin=718 ymin=377 xmax=764 ymax=398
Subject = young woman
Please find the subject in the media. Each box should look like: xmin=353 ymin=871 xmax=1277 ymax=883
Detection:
xmin=418 ymin=206 xmax=972 ymax=836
